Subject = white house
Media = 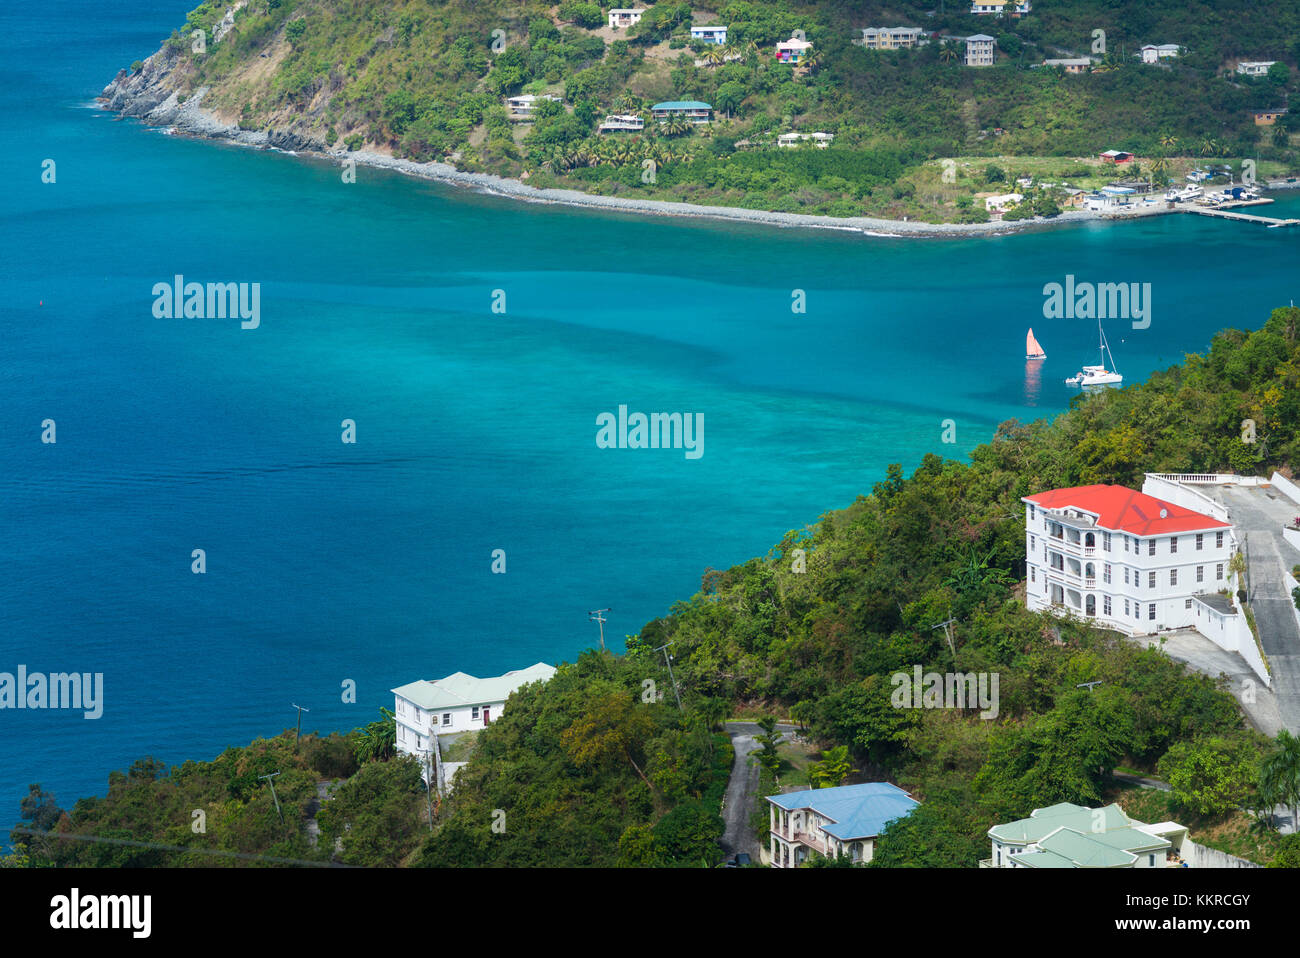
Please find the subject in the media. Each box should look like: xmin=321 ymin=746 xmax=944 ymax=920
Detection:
xmin=985 ymin=192 xmax=1023 ymax=212
xmin=393 ymin=662 xmax=556 ymax=756
xmin=1237 ymin=60 xmax=1277 ymax=76
xmin=1023 ymin=484 xmax=1234 ymax=634
xmin=608 ymin=8 xmax=645 ymax=29
xmin=768 ymin=783 xmax=919 ymax=867
xmin=691 ymin=24 xmax=728 ymax=45
xmin=598 ymin=113 xmax=645 ymax=133
xmin=777 ymin=131 xmax=834 ymax=148
xmin=505 ymin=93 xmax=562 ymax=120
xmin=983 ymin=803 xmax=1188 ymax=868
xmin=1140 ymin=44 xmax=1181 ymax=63
xmin=964 ymin=34 xmax=996 ymax=67
xmin=971 ymin=0 xmax=1031 ymax=16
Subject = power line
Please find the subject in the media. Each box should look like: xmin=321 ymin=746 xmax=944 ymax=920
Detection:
xmin=653 ymin=641 xmax=684 ymax=712
xmin=588 ymin=608 xmax=611 ymax=651
xmin=291 ymin=703 xmax=310 ymax=748
xmin=8 ymin=827 xmax=350 ymax=867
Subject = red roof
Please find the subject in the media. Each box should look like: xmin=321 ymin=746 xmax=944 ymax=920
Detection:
xmin=1023 ymin=485 xmax=1230 ymax=535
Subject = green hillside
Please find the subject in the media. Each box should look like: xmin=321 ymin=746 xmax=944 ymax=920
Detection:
xmin=114 ymin=0 xmax=1300 ymax=222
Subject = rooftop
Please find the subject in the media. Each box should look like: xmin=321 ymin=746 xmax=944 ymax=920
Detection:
xmin=652 ymin=100 xmax=713 ymax=110
xmin=1023 ymin=484 xmax=1230 ymax=535
xmin=393 ymin=662 xmax=556 ymax=711
xmin=768 ymin=782 xmax=919 ymax=840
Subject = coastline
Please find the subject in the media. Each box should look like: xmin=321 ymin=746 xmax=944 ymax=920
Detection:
xmin=99 ymin=75 xmax=1295 ymax=239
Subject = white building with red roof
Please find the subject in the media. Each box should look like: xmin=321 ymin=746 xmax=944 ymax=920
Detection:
xmin=1022 ymin=484 xmax=1234 ymax=634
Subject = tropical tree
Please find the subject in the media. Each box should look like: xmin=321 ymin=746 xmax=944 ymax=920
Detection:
xmin=755 ymin=715 xmax=785 ymax=778
xmin=938 ymin=40 xmax=960 ymax=63
xmin=715 ymin=81 xmax=744 ymax=119
xmin=808 ymin=745 xmax=853 ymax=789
xmin=1259 ymin=729 xmax=1300 ymax=831
xmin=352 ymin=707 xmax=396 ymax=763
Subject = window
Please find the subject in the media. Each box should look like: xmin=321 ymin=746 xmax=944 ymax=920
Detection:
xmin=1124 ymin=599 xmax=1130 ymax=615
xmin=1148 ymin=539 xmax=1156 ymax=556
xmin=442 ymin=713 xmax=451 ymax=726
xmin=1196 ymin=533 xmax=1203 ymax=551
xmin=1104 ymin=596 xmax=1112 ymax=615
xmin=1170 ymin=536 xmax=1178 ymax=554
xmin=471 ymin=706 xmax=480 ymax=721
xmin=1149 ymin=603 xmax=1156 ymax=620
xmin=1216 ymin=532 xmax=1224 ymax=548
xmin=1103 ymin=532 xmax=1112 ymax=551
xmin=1197 ymin=565 xmax=1204 ymax=582
xmin=1216 ymin=563 xmax=1224 ymax=580
xmin=1170 ymin=569 xmax=1177 ymax=586
xmin=1149 ymin=854 xmax=1156 ymax=867
xmin=1030 ymin=534 xmax=1036 ymax=550
xmin=1148 ymin=571 xmax=1156 ymax=588
xmin=1030 ymin=567 xmax=1036 ymax=582
xmin=1124 ymin=536 xmax=1130 ymax=552
xmin=1103 ymin=563 xmax=1111 ymax=584
xmin=1028 ymin=505 xmax=1035 ymax=520
xmin=1124 ymin=567 xmax=1130 ymax=585
xmin=1185 ymin=598 xmax=1193 ymax=609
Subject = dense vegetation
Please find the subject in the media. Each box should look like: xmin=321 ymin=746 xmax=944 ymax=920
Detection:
xmin=126 ymin=0 xmax=1300 ymax=221
xmin=9 ymin=308 xmax=1300 ymax=867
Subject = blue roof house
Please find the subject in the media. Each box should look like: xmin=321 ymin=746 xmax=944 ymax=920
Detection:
xmin=767 ymin=782 xmax=919 ymax=867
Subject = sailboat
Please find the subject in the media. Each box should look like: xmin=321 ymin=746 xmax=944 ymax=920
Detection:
xmin=1065 ymin=320 xmax=1123 ymax=387
xmin=1026 ymin=328 xmax=1046 ymax=360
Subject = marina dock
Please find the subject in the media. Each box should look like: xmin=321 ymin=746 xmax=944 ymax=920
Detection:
xmin=1178 ymin=197 xmax=1300 ymax=228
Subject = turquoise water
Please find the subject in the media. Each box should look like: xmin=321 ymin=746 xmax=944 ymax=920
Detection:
xmin=2 ymin=1 xmax=1298 ymax=812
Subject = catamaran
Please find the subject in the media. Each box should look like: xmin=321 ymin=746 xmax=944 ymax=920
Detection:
xmin=1026 ymin=328 xmax=1046 ymax=359
xmin=1065 ymin=320 xmax=1123 ymax=387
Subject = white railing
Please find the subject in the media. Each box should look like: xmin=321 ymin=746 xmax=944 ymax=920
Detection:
xmin=1271 ymin=472 xmax=1300 ymax=509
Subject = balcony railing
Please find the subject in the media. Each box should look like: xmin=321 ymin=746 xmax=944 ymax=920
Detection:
xmin=792 ymin=831 xmax=829 ymax=855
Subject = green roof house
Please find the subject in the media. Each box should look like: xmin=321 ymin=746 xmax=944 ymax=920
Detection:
xmin=983 ymin=803 xmax=1189 ymax=868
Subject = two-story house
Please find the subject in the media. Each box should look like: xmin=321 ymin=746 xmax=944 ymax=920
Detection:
xmin=767 ymin=782 xmax=918 ymax=867
xmin=983 ymin=802 xmax=1188 ymax=868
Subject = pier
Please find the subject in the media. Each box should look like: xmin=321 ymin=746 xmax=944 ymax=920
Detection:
xmin=1178 ymin=197 xmax=1300 ymax=228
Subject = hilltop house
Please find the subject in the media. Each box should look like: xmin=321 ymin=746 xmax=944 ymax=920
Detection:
xmin=690 ymin=24 xmax=728 ymax=45
xmin=1042 ymin=57 xmax=1091 ymax=73
xmin=1140 ymin=44 xmax=1181 ymax=63
xmin=1023 ymin=484 xmax=1235 ymax=634
xmin=776 ymin=36 xmax=814 ymax=64
xmin=983 ymin=803 xmax=1188 ymax=868
xmin=984 ymin=192 xmax=1023 ymax=213
xmin=768 ymin=783 xmax=919 ymax=867
xmin=651 ymin=100 xmax=713 ymax=123
xmin=608 ymin=8 xmax=645 ymax=29
xmin=1237 ymin=60 xmax=1277 ymax=76
xmin=1100 ymin=149 xmax=1134 ymax=163
xmin=598 ymin=113 xmax=645 ymax=133
xmin=777 ymin=131 xmax=834 ymax=148
xmin=857 ymin=27 xmax=924 ymax=50
xmin=970 ymin=0 xmax=1031 ymax=16
xmin=1254 ymin=108 xmax=1288 ymax=125
xmin=392 ymin=662 xmax=556 ymax=754
xmin=964 ymin=34 xmax=996 ymax=67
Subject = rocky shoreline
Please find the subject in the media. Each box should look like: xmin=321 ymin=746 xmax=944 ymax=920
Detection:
xmin=96 ymin=55 xmax=1203 ymax=239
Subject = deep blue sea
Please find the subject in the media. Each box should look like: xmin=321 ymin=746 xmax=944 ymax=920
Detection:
xmin=2 ymin=1 xmax=1298 ymax=816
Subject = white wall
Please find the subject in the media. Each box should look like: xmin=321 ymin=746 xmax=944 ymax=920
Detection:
xmin=1271 ymin=472 xmax=1300 ymax=510
xmin=1141 ymin=475 xmax=1230 ymax=521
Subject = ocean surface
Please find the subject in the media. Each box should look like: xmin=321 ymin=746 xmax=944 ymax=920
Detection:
xmin=1 ymin=0 xmax=1298 ymax=815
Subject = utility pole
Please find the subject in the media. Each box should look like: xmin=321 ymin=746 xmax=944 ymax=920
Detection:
xmin=424 ymin=749 xmax=435 ymax=831
xmin=653 ymin=641 xmax=684 ymax=712
xmin=588 ymin=608 xmax=611 ymax=651
xmin=291 ymin=703 xmax=310 ymax=748
xmin=931 ymin=618 xmax=957 ymax=659
xmin=259 ymin=772 xmax=284 ymax=824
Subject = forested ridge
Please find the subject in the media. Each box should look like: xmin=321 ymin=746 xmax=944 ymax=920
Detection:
xmin=112 ymin=0 xmax=1300 ymax=221
xmin=10 ymin=307 xmax=1300 ymax=867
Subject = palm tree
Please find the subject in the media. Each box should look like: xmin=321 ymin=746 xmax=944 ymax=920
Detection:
xmin=614 ymin=91 xmax=642 ymax=113
xmin=1148 ymin=155 xmax=1170 ymax=189
xmin=1200 ymin=137 xmax=1222 ymax=157
xmin=1260 ymin=730 xmax=1300 ymax=832
xmin=704 ymin=45 xmax=726 ymax=68
xmin=938 ymin=40 xmax=959 ymax=63
xmin=1158 ymin=131 xmax=1179 ymax=151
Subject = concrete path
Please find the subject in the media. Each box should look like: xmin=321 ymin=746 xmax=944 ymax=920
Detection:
xmin=1214 ymin=485 xmax=1300 ymax=734
xmin=719 ymin=721 xmax=798 ymax=861
xmin=1113 ymin=771 xmax=1171 ymax=791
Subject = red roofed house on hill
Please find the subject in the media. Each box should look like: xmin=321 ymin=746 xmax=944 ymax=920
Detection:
xmin=1022 ymin=484 xmax=1235 ymax=634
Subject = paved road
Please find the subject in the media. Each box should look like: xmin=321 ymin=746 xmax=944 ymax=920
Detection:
xmin=719 ymin=722 xmax=798 ymax=861
xmin=1113 ymin=771 xmax=1171 ymax=791
xmin=1215 ymin=485 xmax=1300 ymax=734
